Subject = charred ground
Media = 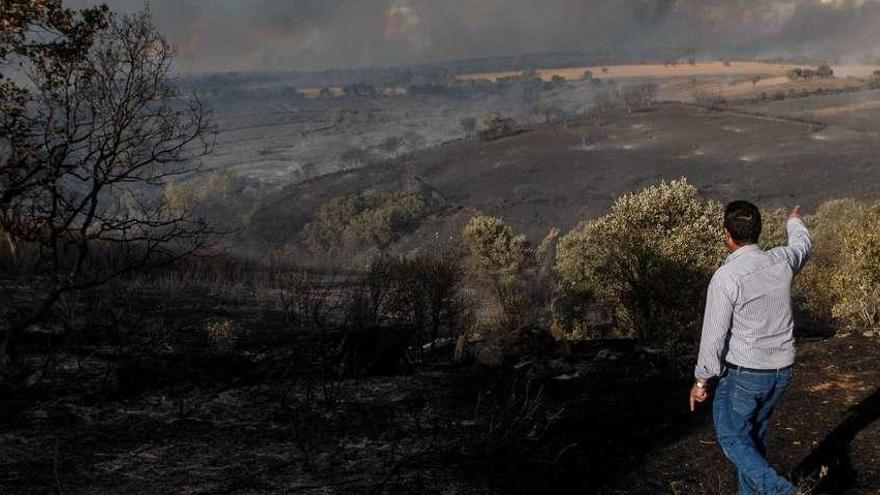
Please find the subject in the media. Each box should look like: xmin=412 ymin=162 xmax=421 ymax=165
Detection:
xmin=1 ymin=274 xmax=878 ymax=493
xmin=249 ymin=89 xmax=880 ymax=256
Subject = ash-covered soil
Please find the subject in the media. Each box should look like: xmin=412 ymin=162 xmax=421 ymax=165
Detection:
xmin=737 ymin=88 xmax=880 ymax=133
xmin=1 ymin=282 xmax=877 ymax=494
xmin=252 ymin=101 xmax=880 ymax=247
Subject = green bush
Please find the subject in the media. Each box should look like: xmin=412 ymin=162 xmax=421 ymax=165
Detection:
xmin=758 ymin=207 xmax=789 ymax=251
xmin=463 ymin=216 xmax=533 ymax=281
xmin=784 ymin=199 xmax=878 ymax=333
xmin=477 ymin=115 xmax=517 ymax=142
xmin=461 ymin=217 xmax=559 ymax=363
xmin=556 ymin=179 xmax=725 ymax=350
xmin=303 ymin=190 xmax=432 ymax=257
xmin=824 ymin=202 xmax=880 ymax=333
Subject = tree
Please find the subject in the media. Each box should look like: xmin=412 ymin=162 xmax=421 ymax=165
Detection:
xmin=619 ymin=83 xmax=657 ymax=114
xmin=0 ymin=4 xmax=215 ymax=368
xmin=342 ymin=83 xmax=378 ymax=97
xmin=786 ymin=68 xmax=804 ymax=81
xmin=339 ymin=147 xmax=369 ymax=170
xmin=693 ymin=90 xmax=726 ymax=111
xmin=816 ymin=64 xmax=834 ymax=79
xmin=477 ymin=115 xmax=516 ymax=142
xmin=750 ymin=75 xmax=762 ymax=88
xmin=401 ymin=131 xmax=426 ymax=150
xmin=378 ymin=136 xmax=405 ymax=158
xmin=587 ymin=91 xmax=619 ymax=126
xmin=531 ymin=98 xmax=561 ymax=124
xmin=582 ymin=70 xmax=594 ymax=81
xmin=556 ymin=180 xmax=725 ymax=350
xmin=463 ymin=216 xmax=532 ymax=282
xmin=459 ymin=116 xmax=477 ymax=138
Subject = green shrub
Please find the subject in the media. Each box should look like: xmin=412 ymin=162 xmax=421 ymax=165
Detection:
xmin=816 ymin=64 xmax=834 ymax=78
xmin=758 ymin=207 xmax=789 ymax=251
xmin=787 ymin=199 xmax=880 ymax=334
xmin=463 ymin=216 xmax=533 ymax=280
xmin=556 ymin=179 xmax=725 ymax=350
xmin=828 ymin=203 xmax=880 ymax=332
xmin=477 ymin=115 xmax=517 ymax=142
xmin=461 ymin=217 xmax=558 ymax=363
xmin=303 ymin=190 xmax=432 ymax=257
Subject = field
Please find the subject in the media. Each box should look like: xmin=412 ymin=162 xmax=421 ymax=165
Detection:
xmin=457 ymin=61 xmax=805 ymax=82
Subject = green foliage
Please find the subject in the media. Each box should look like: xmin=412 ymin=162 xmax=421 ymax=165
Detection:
xmin=556 ymin=179 xmax=725 ymax=349
xmin=463 ymin=216 xmax=533 ymax=280
xmin=786 ymin=66 xmax=832 ymax=81
xmin=784 ymin=199 xmax=880 ymax=334
xmin=693 ymin=90 xmax=726 ymax=111
xmin=758 ymin=208 xmax=789 ymax=251
xmin=619 ymin=82 xmax=657 ymax=113
xmin=461 ymin=217 xmax=557 ymax=362
xmin=303 ymin=190 xmax=432 ymax=257
xmin=827 ymin=203 xmax=880 ymax=332
xmin=816 ymin=64 xmax=834 ymax=78
xmin=477 ymin=115 xmax=517 ymax=142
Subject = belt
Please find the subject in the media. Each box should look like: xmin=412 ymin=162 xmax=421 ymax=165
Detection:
xmin=725 ymin=361 xmax=794 ymax=373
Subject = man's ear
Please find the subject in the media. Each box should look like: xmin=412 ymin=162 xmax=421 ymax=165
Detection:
xmin=723 ymin=228 xmax=736 ymax=249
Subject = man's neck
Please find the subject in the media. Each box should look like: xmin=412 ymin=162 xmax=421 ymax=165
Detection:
xmin=729 ymin=242 xmax=757 ymax=254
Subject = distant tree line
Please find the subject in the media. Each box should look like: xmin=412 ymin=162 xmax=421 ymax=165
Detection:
xmin=786 ymin=65 xmax=835 ymax=81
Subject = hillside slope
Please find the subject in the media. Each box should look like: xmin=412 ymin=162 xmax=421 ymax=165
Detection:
xmin=250 ymin=102 xmax=880 ymax=253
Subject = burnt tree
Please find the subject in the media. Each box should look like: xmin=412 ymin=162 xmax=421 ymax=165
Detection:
xmin=0 ymin=3 xmax=215 ymax=369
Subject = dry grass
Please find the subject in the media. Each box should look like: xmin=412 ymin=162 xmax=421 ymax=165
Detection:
xmin=809 ymin=100 xmax=880 ymax=116
xmin=457 ymin=61 xmax=809 ymax=82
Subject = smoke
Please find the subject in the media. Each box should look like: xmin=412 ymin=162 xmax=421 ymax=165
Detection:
xmin=66 ymin=0 xmax=880 ymax=72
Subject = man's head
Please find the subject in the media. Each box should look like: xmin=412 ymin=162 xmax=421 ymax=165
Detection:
xmin=724 ymin=201 xmax=762 ymax=251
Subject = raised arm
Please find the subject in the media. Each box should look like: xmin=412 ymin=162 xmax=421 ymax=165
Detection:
xmin=771 ymin=205 xmax=813 ymax=274
xmin=694 ymin=271 xmax=735 ymax=381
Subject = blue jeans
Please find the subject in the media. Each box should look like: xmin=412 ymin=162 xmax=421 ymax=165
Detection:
xmin=713 ymin=367 xmax=795 ymax=495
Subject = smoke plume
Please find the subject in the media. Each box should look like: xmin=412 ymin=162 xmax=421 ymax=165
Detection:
xmin=67 ymin=0 xmax=880 ymax=72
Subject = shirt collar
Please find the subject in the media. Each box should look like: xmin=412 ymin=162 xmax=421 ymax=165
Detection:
xmin=724 ymin=244 xmax=761 ymax=265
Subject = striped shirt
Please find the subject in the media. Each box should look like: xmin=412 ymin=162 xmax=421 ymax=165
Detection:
xmin=694 ymin=218 xmax=813 ymax=380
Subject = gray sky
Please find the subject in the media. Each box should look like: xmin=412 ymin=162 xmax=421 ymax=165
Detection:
xmin=68 ymin=0 xmax=880 ymax=73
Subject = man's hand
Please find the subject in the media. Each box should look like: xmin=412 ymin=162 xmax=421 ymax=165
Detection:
xmin=689 ymin=381 xmax=709 ymax=412
xmin=789 ymin=205 xmax=802 ymax=220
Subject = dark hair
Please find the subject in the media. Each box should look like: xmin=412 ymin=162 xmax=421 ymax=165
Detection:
xmin=724 ymin=201 xmax=762 ymax=244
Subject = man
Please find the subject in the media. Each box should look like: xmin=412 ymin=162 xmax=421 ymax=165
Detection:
xmin=690 ymin=201 xmax=813 ymax=495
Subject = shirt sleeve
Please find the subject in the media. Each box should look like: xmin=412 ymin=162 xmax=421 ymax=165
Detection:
xmin=694 ymin=271 xmax=735 ymax=380
xmin=771 ymin=218 xmax=814 ymax=274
